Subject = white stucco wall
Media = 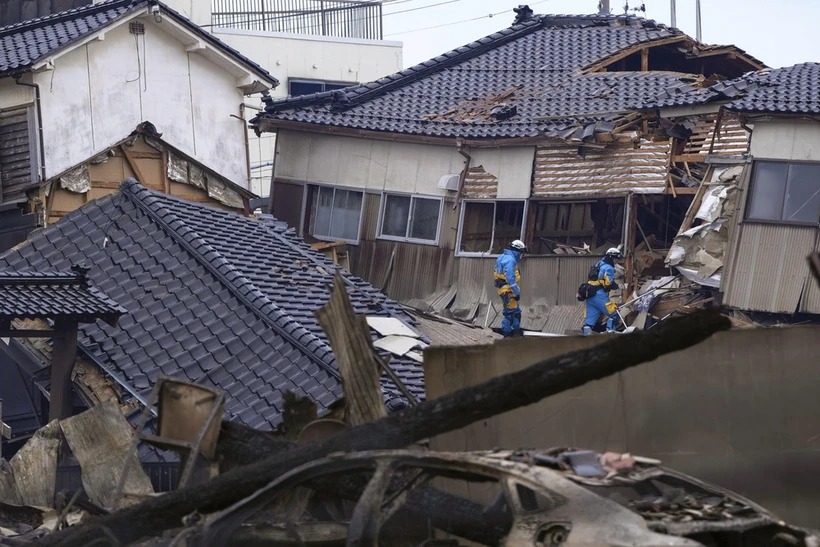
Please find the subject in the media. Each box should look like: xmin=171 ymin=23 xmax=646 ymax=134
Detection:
xmin=33 ymin=16 xmax=250 ymax=187
xmin=0 ymin=78 xmax=34 ymax=110
xmin=749 ymin=120 xmax=820 ymax=161
xmin=275 ymin=130 xmax=536 ymax=199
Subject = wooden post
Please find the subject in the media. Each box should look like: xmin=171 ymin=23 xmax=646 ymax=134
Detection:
xmin=641 ymin=47 xmax=649 ymax=71
xmin=625 ymin=193 xmax=637 ymax=302
xmin=161 ymin=150 xmax=171 ymax=195
xmin=49 ymin=322 xmax=78 ymax=422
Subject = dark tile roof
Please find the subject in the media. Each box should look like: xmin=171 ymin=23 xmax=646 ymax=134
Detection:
xmin=0 ymin=268 xmax=125 ymax=324
xmin=0 ymin=0 xmax=277 ymax=85
xmin=0 ymin=180 xmax=423 ymax=431
xmin=254 ymin=13 xmax=741 ymax=139
xmin=722 ymin=64 xmax=820 ymax=115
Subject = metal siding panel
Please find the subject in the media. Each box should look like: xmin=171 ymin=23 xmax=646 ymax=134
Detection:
xmin=799 ymin=235 xmax=820 ymax=313
xmin=723 ymin=223 xmax=816 ymax=313
xmin=557 ymin=256 xmax=599 ymax=306
xmin=361 ymin=192 xmax=380 ymax=241
xmin=533 ymin=141 xmax=670 ymax=197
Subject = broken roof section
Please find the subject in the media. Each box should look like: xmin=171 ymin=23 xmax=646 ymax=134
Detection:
xmin=0 ymin=180 xmax=424 ymax=430
xmin=654 ymin=63 xmax=820 ymax=115
xmin=253 ymin=11 xmax=762 ymax=141
xmin=0 ymin=0 xmax=277 ymax=90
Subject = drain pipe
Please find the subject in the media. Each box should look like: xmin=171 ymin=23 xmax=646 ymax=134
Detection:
xmin=13 ymin=76 xmax=46 ymax=183
xmin=452 ymin=138 xmax=471 ymax=210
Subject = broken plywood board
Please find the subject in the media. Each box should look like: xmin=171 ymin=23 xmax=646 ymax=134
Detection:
xmin=10 ymin=420 xmax=61 ymax=507
xmin=59 ymin=402 xmax=153 ymax=509
xmin=365 ymin=317 xmax=419 ymax=338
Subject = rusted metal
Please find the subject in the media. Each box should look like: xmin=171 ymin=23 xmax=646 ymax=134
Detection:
xmin=533 ymin=141 xmax=671 ymax=197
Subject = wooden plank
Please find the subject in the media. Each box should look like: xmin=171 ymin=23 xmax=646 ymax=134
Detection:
xmin=9 ymin=420 xmax=61 ymax=507
xmin=641 ymin=47 xmax=649 ymax=71
xmin=60 ymin=402 xmax=154 ymax=508
xmin=673 ymin=154 xmax=711 ymax=163
xmin=666 ymin=186 xmax=700 ymax=195
xmin=161 ymin=150 xmax=170 ymax=194
xmin=120 ymin=146 xmax=147 ymax=185
xmin=314 ymin=274 xmax=386 ymax=426
xmin=92 ymin=181 xmax=123 ymax=190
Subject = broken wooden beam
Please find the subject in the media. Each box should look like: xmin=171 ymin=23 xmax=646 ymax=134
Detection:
xmin=810 ymin=252 xmax=820 ymax=284
xmin=39 ymin=308 xmax=731 ymax=547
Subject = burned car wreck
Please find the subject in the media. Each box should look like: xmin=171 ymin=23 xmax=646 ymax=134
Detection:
xmin=181 ymin=448 xmax=818 ymax=547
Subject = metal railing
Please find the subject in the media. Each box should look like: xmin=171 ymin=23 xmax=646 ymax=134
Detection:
xmin=211 ymin=0 xmax=384 ymax=40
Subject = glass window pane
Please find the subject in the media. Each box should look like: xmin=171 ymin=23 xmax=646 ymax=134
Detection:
xmin=382 ymin=195 xmax=411 ymax=237
xmin=329 ymin=189 xmax=363 ymax=241
xmin=459 ymin=202 xmax=495 ymax=253
xmin=312 ymin=186 xmax=333 ymax=237
xmin=408 ymin=197 xmax=440 ymax=241
xmin=783 ymin=163 xmax=820 ymax=223
xmin=492 ymin=202 xmax=525 ymax=254
xmin=747 ymin=162 xmax=788 ymax=221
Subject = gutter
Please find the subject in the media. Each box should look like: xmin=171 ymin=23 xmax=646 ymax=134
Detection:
xmin=13 ymin=77 xmax=47 ymax=184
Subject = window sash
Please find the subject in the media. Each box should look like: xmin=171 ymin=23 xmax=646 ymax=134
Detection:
xmin=747 ymin=160 xmax=820 ymax=224
xmin=456 ymin=200 xmax=527 ymax=257
xmin=309 ymin=185 xmax=364 ymax=243
xmin=378 ymin=193 xmax=442 ymax=244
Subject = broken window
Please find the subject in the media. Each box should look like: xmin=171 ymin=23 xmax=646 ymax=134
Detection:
xmin=289 ymin=79 xmax=354 ymax=97
xmin=746 ymin=161 xmax=820 ymax=224
xmin=528 ymin=199 xmax=624 ymax=255
xmin=305 ymin=185 xmax=364 ymax=243
xmin=458 ymin=200 xmax=526 ymax=255
xmin=378 ymin=193 xmax=442 ymax=244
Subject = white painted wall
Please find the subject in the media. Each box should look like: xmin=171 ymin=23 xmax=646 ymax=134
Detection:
xmin=275 ymin=130 xmax=536 ymax=199
xmin=32 ymin=15 xmax=250 ymax=186
xmin=0 ymin=78 xmax=34 ymax=110
xmin=749 ymin=120 xmax=820 ymax=161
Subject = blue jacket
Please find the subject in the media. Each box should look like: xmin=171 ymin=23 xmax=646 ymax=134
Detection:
xmin=590 ymin=258 xmax=616 ymax=292
xmin=494 ymin=249 xmax=521 ymax=298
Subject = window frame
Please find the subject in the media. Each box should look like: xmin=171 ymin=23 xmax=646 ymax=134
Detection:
xmin=455 ymin=199 xmax=529 ymax=258
xmin=287 ymin=78 xmax=358 ymax=97
xmin=301 ymin=183 xmax=366 ymax=245
xmin=744 ymin=158 xmax=820 ymax=227
xmin=376 ymin=192 xmax=444 ymax=246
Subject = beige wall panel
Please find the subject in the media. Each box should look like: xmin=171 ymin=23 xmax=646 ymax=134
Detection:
xmin=134 ymin=157 xmax=164 ymax=188
xmin=470 ymin=147 xmax=534 ymax=199
xmin=749 ymin=121 xmax=797 ymax=159
xmin=89 ymin=157 xmax=126 ymax=183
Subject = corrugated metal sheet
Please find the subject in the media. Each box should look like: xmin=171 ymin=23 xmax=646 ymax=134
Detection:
xmin=361 ymin=192 xmax=380 ymax=240
xmin=532 ymin=140 xmax=670 ymax=197
xmin=681 ymin=113 xmax=750 ymax=157
xmin=723 ymin=223 xmax=817 ymax=313
xmin=412 ymin=312 xmax=500 ymax=346
xmin=799 ymin=236 xmax=820 ymax=314
xmin=449 ymin=257 xmax=495 ymax=321
xmin=439 ymin=200 xmax=459 ymax=250
xmin=462 ymin=165 xmax=498 ymax=199
xmin=556 ymin=256 xmax=598 ymax=306
xmin=542 ymin=305 xmax=586 ymax=335
xmin=0 ymin=108 xmax=35 ymax=204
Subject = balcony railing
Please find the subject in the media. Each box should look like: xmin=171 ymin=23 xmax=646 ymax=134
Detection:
xmin=211 ymin=0 xmax=384 ymax=40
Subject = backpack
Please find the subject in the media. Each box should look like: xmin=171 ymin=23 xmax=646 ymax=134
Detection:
xmin=587 ymin=262 xmax=600 ymax=281
xmin=576 ymin=282 xmax=598 ymax=301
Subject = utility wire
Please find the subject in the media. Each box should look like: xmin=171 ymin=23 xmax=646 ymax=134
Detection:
xmin=386 ymin=0 xmax=551 ymax=37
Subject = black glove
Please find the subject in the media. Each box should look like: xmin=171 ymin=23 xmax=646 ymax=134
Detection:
xmin=514 ymin=295 xmax=520 ymax=301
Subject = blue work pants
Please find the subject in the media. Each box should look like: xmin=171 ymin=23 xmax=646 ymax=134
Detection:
xmin=583 ymin=289 xmax=615 ymax=334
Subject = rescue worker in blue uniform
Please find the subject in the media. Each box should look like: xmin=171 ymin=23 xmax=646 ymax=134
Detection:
xmin=494 ymin=240 xmax=526 ymax=337
xmin=582 ymin=247 xmax=622 ymax=335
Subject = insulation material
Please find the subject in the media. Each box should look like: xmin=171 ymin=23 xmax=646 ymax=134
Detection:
xmin=366 ymin=317 xmax=419 ymax=338
xmin=59 ymin=164 xmax=90 ymax=194
xmin=206 ymin=175 xmax=245 ymax=209
xmin=533 ymin=140 xmax=670 ymax=197
xmin=373 ymin=335 xmax=426 ymax=356
xmin=167 ymin=153 xmax=189 ymax=184
xmin=680 ymin=113 xmax=750 ymax=157
xmin=696 ymin=185 xmax=736 ymax=223
xmin=462 ymin=165 xmax=499 ymax=199
xmin=189 ymin=163 xmax=206 ymax=190
xmin=668 ymin=220 xmax=728 ymax=288
xmin=90 ymin=152 xmax=110 ymax=165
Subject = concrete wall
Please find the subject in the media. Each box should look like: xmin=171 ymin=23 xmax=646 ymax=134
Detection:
xmin=424 ymin=326 xmax=820 ymax=529
xmin=26 ymin=16 xmax=250 ymax=187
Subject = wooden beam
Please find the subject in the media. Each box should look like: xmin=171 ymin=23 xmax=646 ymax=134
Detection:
xmin=625 ymin=193 xmax=637 ymax=300
xmin=120 ymin=146 xmax=147 ymax=185
xmin=580 ymin=35 xmax=688 ymax=74
xmin=665 ymin=186 xmax=700 ymax=195
xmin=161 ymin=150 xmax=171 ymax=195
xmin=0 ymin=330 xmax=58 ymax=338
xmin=49 ymin=322 xmax=78 ymax=422
xmin=641 ymin=47 xmax=649 ymax=71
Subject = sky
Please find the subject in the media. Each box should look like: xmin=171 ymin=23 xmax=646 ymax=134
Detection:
xmin=380 ymin=0 xmax=820 ymax=70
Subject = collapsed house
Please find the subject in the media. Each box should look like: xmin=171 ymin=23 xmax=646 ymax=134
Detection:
xmin=252 ymin=7 xmax=765 ymax=334
xmin=0 ymin=180 xmax=428 ymax=464
xmin=651 ymin=62 xmax=820 ymax=319
xmin=0 ymin=0 xmax=278 ymax=252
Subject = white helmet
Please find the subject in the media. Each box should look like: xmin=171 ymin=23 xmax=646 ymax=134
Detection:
xmin=606 ymin=247 xmax=622 ymax=258
xmin=510 ymin=240 xmax=527 ymax=253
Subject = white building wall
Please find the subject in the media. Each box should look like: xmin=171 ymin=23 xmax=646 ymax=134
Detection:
xmin=33 ymin=16 xmax=249 ymax=187
xmin=0 ymin=78 xmax=34 ymax=110
xmin=749 ymin=120 xmax=820 ymax=161
xmin=275 ymin=130 xmax=536 ymax=199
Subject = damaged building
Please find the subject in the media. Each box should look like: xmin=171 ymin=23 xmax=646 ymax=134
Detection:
xmin=653 ymin=62 xmax=820 ymax=320
xmin=253 ymin=7 xmax=764 ymax=334
xmin=0 ymin=0 xmax=278 ymax=252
